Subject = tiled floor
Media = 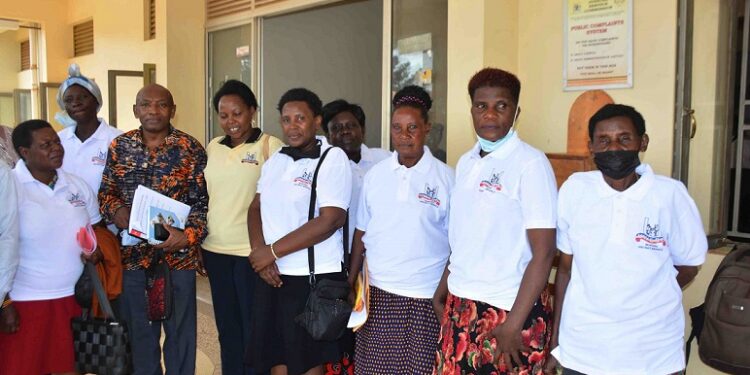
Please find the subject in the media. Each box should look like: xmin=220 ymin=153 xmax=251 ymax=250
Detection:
xmin=196 ymin=275 xmax=221 ymax=375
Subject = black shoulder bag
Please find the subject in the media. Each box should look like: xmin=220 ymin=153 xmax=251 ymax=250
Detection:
xmin=71 ymin=262 xmax=132 ymax=375
xmin=294 ymin=147 xmax=353 ymax=341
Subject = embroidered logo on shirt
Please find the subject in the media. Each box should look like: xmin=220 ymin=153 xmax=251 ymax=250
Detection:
xmin=91 ymin=149 xmax=107 ymax=166
xmin=417 ymin=184 xmax=441 ymax=207
xmin=479 ymin=170 xmax=503 ymax=192
xmin=241 ymin=152 xmax=259 ymax=165
xmin=634 ymin=218 xmax=667 ymax=251
xmin=293 ymin=169 xmax=313 ymax=189
xmin=68 ymin=193 xmax=86 ymax=207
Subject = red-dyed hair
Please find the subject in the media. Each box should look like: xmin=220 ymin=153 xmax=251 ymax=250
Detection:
xmin=467 ymin=68 xmax=521 ymax=102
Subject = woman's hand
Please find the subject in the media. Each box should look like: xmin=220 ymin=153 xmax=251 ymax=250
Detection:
xmin=492 ymin=321 xmax=529 ymax=371
xmin=0 ymin=304 xmax=20 ymax=333
xmin=257 ymin=263 xmax=283 ymax=288
xmin=249 ymin=244 xmax=276 ymax=272
xmin=432 ymin=290 xmax=447 ymax=322
xmin=81 ymin=246 xmax=103 ymax=264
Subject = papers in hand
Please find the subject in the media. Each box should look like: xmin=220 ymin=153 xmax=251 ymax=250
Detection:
xmin=128 ymin=185 xmax=190 ymax=245
xmin=347 ymin=258 xmax=369 ymax=331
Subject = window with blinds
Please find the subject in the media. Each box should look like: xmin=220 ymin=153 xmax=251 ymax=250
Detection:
xmin=20 ymin=40 xmax=30 ymax=71
xmin=73 ymin=20 xmax=94 ymax=56
xmin=145 ymin=0 xmax=156 ymax=40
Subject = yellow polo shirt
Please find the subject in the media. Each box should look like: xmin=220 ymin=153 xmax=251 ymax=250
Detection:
xmin=202 ymin=132 xmax=283 ymax=256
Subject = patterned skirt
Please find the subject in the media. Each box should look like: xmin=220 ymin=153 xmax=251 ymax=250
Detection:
xmin=355 ymin=286 xmax=441 ymax=375
xmin=434 ymin=291 xmax=552 ymax=375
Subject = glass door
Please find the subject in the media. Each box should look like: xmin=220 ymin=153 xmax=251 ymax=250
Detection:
xmin=207 ymin=23 xmax=253 ymax=140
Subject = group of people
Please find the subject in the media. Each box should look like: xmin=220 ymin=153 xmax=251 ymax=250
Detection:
xmin=0 ymin=64 xmax=707 ymax=375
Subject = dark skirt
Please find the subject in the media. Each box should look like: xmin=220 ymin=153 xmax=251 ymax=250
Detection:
xmin=246 ymin=270 xmax=348 ymax=375
xmin=434 ymin=291 xmax=552 ymax=375
xmin=354 ymin=286 xmax=440 ymax=375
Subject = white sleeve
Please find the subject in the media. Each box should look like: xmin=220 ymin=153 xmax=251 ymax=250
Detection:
xmin=0 ymin=165 xmax=19 ymax=298
xmin=519 ymin=156 xmax=558 ymax=229
xmin=669 ymin=185 xmax=707 ymax=266
xmin=316 ymin=148 xmax=352 ymax=210
xmin=355 ymin=170 xmax=372 ymax=232
xmin=556 ymin=181 xmax=573 ymax=255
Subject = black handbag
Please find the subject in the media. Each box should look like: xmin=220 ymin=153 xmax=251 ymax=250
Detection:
xmin=294 ymin=148 xmax=353 ymax=341
xmin=71 ymin=262 xmax=132 ymax=375
xmin=145 ymin=249 xmax=173 ymax=321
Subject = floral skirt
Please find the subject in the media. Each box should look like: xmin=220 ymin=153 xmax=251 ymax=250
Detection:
xmin=434 ymin=291 xmax=552 ymax=375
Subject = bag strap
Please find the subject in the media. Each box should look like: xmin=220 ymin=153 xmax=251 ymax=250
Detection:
xmin=343 ymin=212 xmax=350 ymax=274
xmin=306 ymin=147 xmax=333 ymax=285
xmin=84 ymin=262 xmax=117 ymax=320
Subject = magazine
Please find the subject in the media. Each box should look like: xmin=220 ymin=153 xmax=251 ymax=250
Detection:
xmin=128 ymin=185 xmax=191 ymax=245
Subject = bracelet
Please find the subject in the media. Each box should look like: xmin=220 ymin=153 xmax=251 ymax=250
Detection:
xmin=270 ymin=242 xmax=279 ymax=260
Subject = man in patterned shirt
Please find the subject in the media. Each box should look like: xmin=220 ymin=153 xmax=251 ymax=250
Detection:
xmin=99 ymin=84 xmax=207 ymax=375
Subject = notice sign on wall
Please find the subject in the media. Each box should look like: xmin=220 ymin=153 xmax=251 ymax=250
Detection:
xmin=563 ymin=0 xmax=632 ymax=91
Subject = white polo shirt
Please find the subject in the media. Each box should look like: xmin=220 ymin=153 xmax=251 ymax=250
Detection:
xmin=347 ymin=144 xmax=390 ymax=245
xmin=59 ymin=119 xmax=123 ymax=193
xmin=356 ymin=147 xmax=453 ymax=298
xmin=258 ymin=144 xmax=352 ymax=276
xmin=12 ymin=160 xmax=101 ymax=301
xmin=551 ymin=163 xmax=707 ymax=375
xmin=447 ymin=133 xmax=557 ymax=310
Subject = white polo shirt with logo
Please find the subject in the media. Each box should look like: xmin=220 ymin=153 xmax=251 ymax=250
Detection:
xmin=447 ymin=133 xmax=557 ymax=310
xmin=356 ymin=147 xmax=453 ymax=298
xmin=551 ymin=163 xmax=707 ymax=375
xmin=257 ymin=144 xmax=352 ymax=276
xmin=11 ymin=160 xmax=101 ymax=301
xmin=59 ymin=119 xmax=123 ymax=193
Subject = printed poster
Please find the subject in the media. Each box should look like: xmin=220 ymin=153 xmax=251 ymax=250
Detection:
xmin=564 ymin=0 xmax=633 ymax=90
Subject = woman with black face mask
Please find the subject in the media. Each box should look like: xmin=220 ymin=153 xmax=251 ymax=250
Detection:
xmin=546 ymin=104 xmax=707 ymax=375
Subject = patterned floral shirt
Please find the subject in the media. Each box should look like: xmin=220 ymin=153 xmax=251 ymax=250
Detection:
xmin=99 ymin=126 xmax=208 ymax=270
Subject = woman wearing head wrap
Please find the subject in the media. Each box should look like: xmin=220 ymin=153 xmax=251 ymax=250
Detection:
xmin=347 ymin=85 xmax=454 ymax=374
xmin=56 ymin=63 xmax=123 ymax=194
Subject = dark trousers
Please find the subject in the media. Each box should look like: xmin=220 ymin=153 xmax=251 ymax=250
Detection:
xmin=119 ymin=269 xmax=197 ymax=375
xmin=202 ymin=249 xmax=257 ymax=375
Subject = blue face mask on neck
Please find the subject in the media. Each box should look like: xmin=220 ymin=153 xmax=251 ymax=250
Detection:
xmin=478 ymin=129 xmax=515 ymax=152
xmin=477 ymin=101 xmax=520 ymax=153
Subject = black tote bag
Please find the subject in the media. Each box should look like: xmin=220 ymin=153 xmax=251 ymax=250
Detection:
xmin=71 ymin=262 xmax=132 ymax=375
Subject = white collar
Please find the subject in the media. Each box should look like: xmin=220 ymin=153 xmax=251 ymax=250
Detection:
xmin=63 ymin=118 xmax=110 ymax=141
xmin=468 ymin=131 xmax=521 ymax=161
xmin=389 ymin=146 xmax=434 ymax=174
xmin=14 ymin=159 xmax=69 ymax=191
xmin=595 ymin=163 xmax=655 ymax=200
xmin=359 ymin=144 xmax=374 ymax=163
